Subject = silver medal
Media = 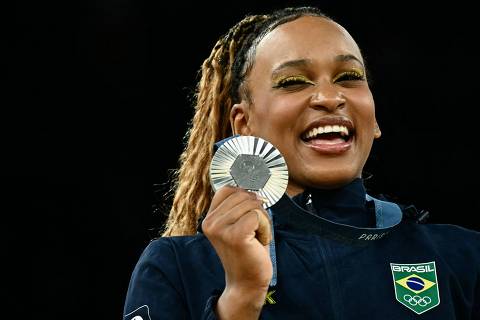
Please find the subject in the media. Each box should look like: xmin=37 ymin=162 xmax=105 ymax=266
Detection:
xmin=210 ymin=135 xmax=289 ymax=208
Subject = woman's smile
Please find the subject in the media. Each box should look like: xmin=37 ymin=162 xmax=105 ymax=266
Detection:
xmin=300 ymin=116 xmax=354 ymax=155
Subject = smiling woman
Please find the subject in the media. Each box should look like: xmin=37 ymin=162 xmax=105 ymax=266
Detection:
xmin=229 ymin=16 xmax=380 ymax=193
xmin=122 ymin=6 xmax=480 ymax=320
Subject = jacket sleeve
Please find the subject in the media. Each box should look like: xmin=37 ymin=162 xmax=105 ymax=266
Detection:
xmin=473 ymin=280 xmax=480 ymax=320
xmin=473 ymin=237 xmax=480 ymax=320
xmin=123 ymin=238 xmax=220 ymax=320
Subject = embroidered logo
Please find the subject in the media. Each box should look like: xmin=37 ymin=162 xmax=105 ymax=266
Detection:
xmin=390 ymin=262 xmax=440 ymax=314
xmin=124 ymin=305 xmax=152 ymax=320
xmin=264 ymin=290 xmax=276 ymax=305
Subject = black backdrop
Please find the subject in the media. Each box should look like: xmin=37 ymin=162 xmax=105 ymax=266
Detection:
xmin=5 ymin=0 xmax=480 ymax=318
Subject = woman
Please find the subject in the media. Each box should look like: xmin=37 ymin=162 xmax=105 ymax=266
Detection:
xmin=123 ymin=7 xmax=480 ymax=319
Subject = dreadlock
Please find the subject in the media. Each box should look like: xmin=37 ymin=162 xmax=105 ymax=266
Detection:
xmin=162 ymin=7 xmax=329 ymax=236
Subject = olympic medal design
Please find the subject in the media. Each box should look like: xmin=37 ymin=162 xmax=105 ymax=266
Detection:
xmin=210 ymin=135 xmax=289 ymax=208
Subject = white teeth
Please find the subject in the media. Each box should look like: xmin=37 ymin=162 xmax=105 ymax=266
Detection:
xmin=304 ymin=125 xmax=350 ymax=139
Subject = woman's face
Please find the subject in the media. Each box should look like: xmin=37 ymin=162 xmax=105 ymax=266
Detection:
xmin=231 ymin=16 xmax=381 ymax=195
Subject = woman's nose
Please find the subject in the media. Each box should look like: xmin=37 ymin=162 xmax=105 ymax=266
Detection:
xmin=309 ymin=83 xmax=346 ymax=111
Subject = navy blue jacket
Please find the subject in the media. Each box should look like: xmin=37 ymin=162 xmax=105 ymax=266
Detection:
xmin=123 ymin=181 xmax=480 ymax=319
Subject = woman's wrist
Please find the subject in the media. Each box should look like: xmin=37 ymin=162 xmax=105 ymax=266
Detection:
xmin=215 ymin=285 xmax=268 ymax=319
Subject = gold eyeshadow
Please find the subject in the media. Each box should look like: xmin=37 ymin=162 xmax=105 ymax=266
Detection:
xmin=332 ymin=68 xmax=365 ymax=82
xmin=272 ymin=75 xmax=315 ymax=88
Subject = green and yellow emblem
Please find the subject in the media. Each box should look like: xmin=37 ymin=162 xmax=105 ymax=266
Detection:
xmin=390 ymin=262 xmax=440 ymax=314
xmin=264 ymin=290 xmax=276 ymax=305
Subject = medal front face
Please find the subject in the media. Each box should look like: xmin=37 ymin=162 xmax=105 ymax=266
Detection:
xmin=210 ymin=135 xmax=289 ymax=208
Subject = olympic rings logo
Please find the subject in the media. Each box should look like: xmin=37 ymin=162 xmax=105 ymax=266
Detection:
xmin=403 ymin=294 xmax=432 ymax=307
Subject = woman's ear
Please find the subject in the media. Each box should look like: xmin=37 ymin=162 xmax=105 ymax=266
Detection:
xmin=230 ymin=101 xmax=252 ymax=135
xmin=374 ymin=121 xmax=382 ymax=139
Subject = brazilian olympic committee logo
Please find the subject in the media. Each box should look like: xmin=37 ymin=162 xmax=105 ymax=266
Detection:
xmin=390 ymin=262 xmax=440 ymax=314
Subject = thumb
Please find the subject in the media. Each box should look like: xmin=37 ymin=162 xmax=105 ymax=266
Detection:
xmin=254 ymin=208 xmax=272 ymax=246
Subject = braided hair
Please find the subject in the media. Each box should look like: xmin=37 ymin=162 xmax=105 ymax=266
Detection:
xmin=163 ymin=7 xmax=329 ymax=236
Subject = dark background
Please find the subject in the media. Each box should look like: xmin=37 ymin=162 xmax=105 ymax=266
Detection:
xmin=4 ymin=0 xmax=479 ymax=318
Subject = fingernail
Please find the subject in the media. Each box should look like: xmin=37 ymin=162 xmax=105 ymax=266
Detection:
xmin=256 ymin=194 xmax=268 ymax=203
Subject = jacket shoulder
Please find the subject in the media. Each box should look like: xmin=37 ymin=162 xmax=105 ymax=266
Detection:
xmin=140 ymin=233 xmax=212 ymax=265
xmin=405 ymin=222 xmax=480 ymax=261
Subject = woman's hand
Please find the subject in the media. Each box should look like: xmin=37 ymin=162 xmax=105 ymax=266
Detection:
xmin=202 ymin=186 xmax=272 ymax=319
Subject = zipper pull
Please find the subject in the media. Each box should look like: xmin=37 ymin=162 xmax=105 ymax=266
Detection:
xmin=306 ymin=193 xmax=316 ymax=213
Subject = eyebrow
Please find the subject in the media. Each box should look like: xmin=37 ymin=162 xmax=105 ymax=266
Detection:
xmin=335 ymin=54 xmax=364 ymax=67
xmin=271 ymin=55 xmax=364 ymax=77
xmin=272 ymin=59 xmax=312 ymax=77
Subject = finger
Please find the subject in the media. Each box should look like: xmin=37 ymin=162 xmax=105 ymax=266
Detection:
xmin=209 ymin=185 xmax=240 ymax=211
xmin=254 ymin=209 xmax=272 ymax=246
xmin=215 ymin=198 xmax=265 ymax=225
xmin=209 ymin=186 xmax=260 ymax=215
xmin=230 ymin=208 xmax=272 ymax=246
xmin=203 ymin=192 xmax=265 ymax=236
xmin=203 ymin=198 xmax=264 ymax=237
xmin=212 ymin=190 xmax=260 ymax=219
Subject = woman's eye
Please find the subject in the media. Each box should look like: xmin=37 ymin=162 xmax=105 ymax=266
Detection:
xmin=273 ymin=76 xmax=315 ymax=88
xmin=334 ymin=71 xmax=365 ymax=82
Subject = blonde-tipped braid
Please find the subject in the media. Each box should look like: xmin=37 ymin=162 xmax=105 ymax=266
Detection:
xmin=162 ymin=15 xmax=268 ymax=236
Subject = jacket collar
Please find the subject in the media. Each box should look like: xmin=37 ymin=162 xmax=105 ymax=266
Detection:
xmin=269 ymin=190 xmax=403 ymax=245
